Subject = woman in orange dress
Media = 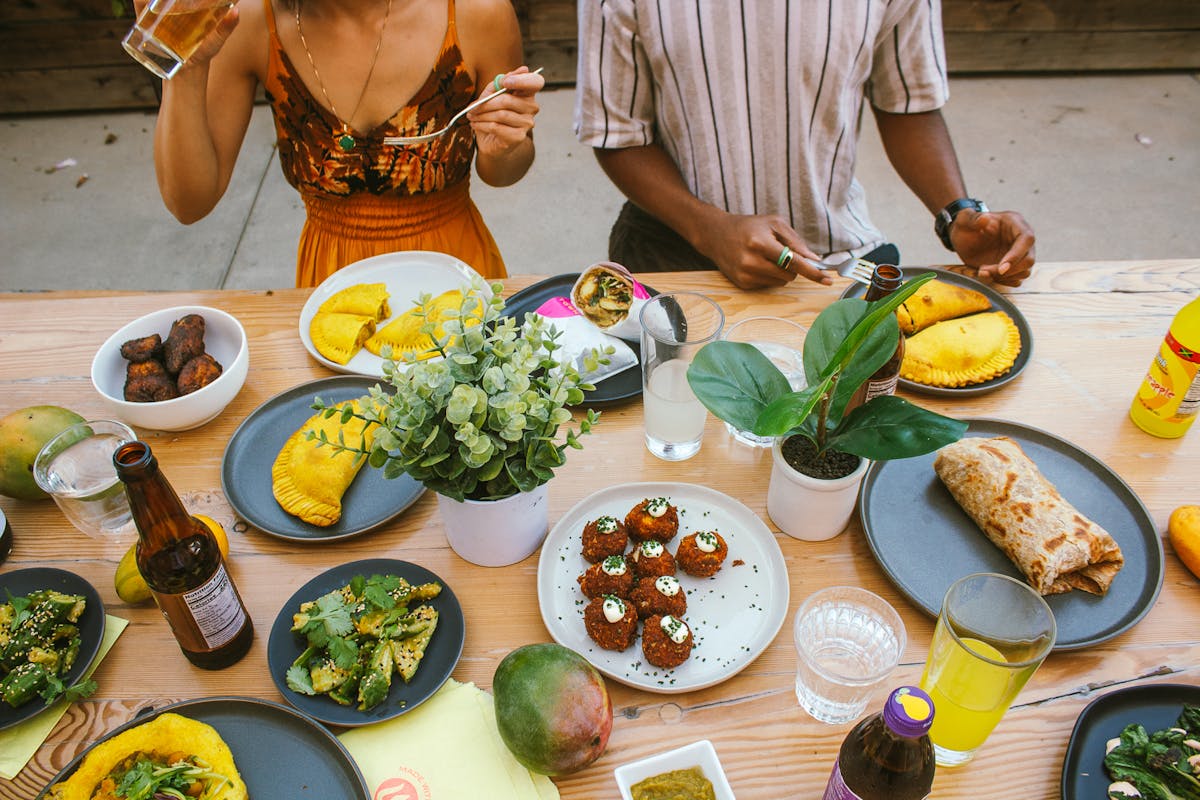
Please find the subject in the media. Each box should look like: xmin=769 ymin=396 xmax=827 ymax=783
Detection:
xmin=149 ymin=0 xmax=542 ymax=286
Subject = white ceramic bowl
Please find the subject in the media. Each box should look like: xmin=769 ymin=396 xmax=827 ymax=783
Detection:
xmin=613 ymin=740 xmax=736 ymax=800
xmin=91 ymin=305 xmax=249 ymax=432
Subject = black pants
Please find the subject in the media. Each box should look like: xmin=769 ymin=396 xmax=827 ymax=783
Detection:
xmin=607 ymin=200 xmax=900 ymax=272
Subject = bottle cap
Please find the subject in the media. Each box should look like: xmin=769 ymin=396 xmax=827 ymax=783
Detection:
xmin=883 ymin=686 xmax=935 ymax=738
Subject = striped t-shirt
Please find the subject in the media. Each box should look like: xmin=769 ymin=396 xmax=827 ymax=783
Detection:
xmin=574 ymin=0 xmax=950 ymax=264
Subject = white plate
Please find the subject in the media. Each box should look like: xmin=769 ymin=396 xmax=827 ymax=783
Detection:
xmin=614 ymin=739 xmax=736 ymax=800
xmin=298 ymin=250 xmax=484 ymax=376
xmin=537 ymin=482 xmax=789 ymax=694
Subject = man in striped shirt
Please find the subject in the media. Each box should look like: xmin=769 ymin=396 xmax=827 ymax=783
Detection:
xmin=575 ymin=1 xmax=1036 ymax=290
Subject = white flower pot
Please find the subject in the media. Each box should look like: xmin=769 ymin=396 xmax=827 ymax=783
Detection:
xmin=767 ymin=438 xmax=870 ymax=541
xmin=438 ymin=483 xmax=550 ymax=567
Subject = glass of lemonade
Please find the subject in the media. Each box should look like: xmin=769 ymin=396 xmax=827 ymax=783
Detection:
xmin=919 ymin=572 xmax=1057 ymax=766
xmin=122 ymin=0 xmax=236 ymax=80
xmin=639 ymin=292 xmax=724 ymax=461
xmin=34 ymin=420 xmax=137 ymax=545
xmin=719 ymin=316 xmax=807 ymax=447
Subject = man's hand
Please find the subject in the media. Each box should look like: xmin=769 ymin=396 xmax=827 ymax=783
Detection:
xmin=950 ymin=208 xmax=1036 ymax=287
xmin=693 ymin=212 xmax=830 ymax=290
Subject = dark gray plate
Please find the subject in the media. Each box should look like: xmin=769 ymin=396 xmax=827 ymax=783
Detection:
xmin=502 ymin=273 xmax=658 ymax=405
xmin=38 ymin=696 xmax=368 ymax=799
xmin=221 ymin=376 xmax=423 ymax=542
xmin=0 ymin=568 xmax=104 ymax=731
xmin=268 ymin=558 xmax=465 ymax=727
xmin=1061 ymin=683 xmax=1200 ymax=800
xmin=858 ymin=419 xmax=1164 ymax=650
xmin=840 ymin=266 xmax=1033 ymax=397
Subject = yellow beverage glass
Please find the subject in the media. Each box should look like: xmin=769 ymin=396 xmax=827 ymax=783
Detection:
xmin=918 ymin=573 xmax=1056 ymax=766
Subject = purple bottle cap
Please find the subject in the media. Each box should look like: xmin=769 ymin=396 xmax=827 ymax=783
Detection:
xmin=883 ymin=686 xmax=935 ymax=738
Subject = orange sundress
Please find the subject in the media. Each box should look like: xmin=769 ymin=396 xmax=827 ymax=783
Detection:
xmin=263 ymin=0 xmax=506 ymax=287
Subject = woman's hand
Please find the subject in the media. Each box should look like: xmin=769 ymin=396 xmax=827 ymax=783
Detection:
xmin=950 ymin=208 xmax=1037 ymax=287
xmin=469 ymin=66 xmax=543 ymax=160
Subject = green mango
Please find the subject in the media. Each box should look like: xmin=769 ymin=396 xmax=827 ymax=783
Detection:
xmin=0 ymin=405 xmax=86 ymax=500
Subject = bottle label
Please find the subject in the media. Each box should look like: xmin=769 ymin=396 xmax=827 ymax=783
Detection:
xmin=160 ymin=563 xmax=247 ymax=649
xmin=822 ymin=761 xmax=930 ymax=800
xmin=1135 ymin=333 xmax=1200 ymax=423
xmin=863 ymin=373 xmax=900 ymax=402
xmin=822 ymin=763 xmax=865 ymax=800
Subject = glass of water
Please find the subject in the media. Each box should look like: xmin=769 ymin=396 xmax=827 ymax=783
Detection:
xmin=720 ymin=316 xmax=807 ymax=446
xmin=34 ymin=419 xmax=136 ymax=544
xmin=639 ymin=292 xmax=724 ymax=461
xmin=793 ymin=585 xmax=907 ymax=724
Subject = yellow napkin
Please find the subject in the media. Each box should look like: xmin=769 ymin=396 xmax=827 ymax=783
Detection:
xmin=0 ymin=614 xmax=128 ymax=780
xmin=339 ymin=679 xmax=559 ymax=800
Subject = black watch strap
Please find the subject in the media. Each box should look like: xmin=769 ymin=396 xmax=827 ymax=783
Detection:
xmin=934 ymin=198 xmax=988 ymax=251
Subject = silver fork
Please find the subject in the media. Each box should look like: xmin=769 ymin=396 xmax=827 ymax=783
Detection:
xmin=824 ymin=257 xmax=876 ymax=285
xmin=383 ymin=67 xmax=544 ymax=147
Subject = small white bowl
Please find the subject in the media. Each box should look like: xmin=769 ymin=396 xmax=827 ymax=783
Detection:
xmin=91 ymin=305 xmax=249 ymax=432
xmin=614 ymin=739 xmax=736 ymax=800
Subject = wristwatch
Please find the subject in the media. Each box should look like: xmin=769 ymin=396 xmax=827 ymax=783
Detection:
xmin=934 ymin=198 xmax=987 ymax=251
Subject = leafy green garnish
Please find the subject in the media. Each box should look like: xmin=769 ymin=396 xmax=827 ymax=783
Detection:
xmin=40 ymin=675 xmax=96 ymax=705
xmin=1105 ymin=703 xmax=1200 ymax=800
xmin=297 ymin=591 xmax=353 ymax=648
xmin=286 ymin=664 xmax=316 ymax=695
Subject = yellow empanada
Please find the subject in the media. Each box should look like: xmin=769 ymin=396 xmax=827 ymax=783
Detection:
xmin=272 ymin=400 xmax=376 ymax=527
xmin=309 ymin=312 xmax=377 ymax=365
xmin=896 ymin=279 xmax=992 ymax=335
xmin=365 ymin=289 xmax=472 ymax=358
xmin=901 ymin=311 xmax=1021 ymax=387
xmin=317 ymin=282 xmax=391 ymax=321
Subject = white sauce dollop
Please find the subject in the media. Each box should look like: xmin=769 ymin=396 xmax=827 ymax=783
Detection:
xmin=655 ymin=575 xmax=681 ymax=597
xmin=696 ymin=531 xmax=719 ymax=553
xmin=596 ymin=516 xmax=618 ymax=534
xmin=639 ymin=540 xmax=664 ymax=559
xmin=660 ymin=615 xmax=689 ymax=644
xmin=646 ymin=497 xmax=669 ymax=518
xmin=601 ymin=556 xmax=627 ymax=576
xmin=602 ymin=596 xmax=626 ymax=623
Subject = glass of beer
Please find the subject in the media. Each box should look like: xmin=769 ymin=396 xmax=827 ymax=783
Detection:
xmin=918 ymin=573 xmax=1056 ymax=766
xmin=122 ymin=0 xmax=236 ymax=80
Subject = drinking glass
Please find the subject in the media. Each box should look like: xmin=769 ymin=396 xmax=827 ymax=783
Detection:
xmin=918 ymin=572 xmax=1056 ymax=767
xmin=33 ymin=419 xmax=137 ymax=544
xmin=720 ymin=316 xmax=807 ymax=447
xmin=122 ymin=0 xmax=236 ymax=80
xmin=639 ymin=292 xmax=724 ymax=461
xmin=793 ymin=586 xmax=906 ymax=724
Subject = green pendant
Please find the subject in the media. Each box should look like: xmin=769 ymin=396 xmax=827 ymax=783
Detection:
xmin=337 ymin=133 xmax=356 ymax=152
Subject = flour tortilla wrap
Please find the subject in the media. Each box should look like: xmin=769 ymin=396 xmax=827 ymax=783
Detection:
xmin=569 ymin=262 xmax=650 ymax=341
xmin=933 ymin=437 xmax=1124 ymax=596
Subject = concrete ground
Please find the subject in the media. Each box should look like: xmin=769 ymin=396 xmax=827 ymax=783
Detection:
xmin=1 ymin=72 xmax=1198 ymax=292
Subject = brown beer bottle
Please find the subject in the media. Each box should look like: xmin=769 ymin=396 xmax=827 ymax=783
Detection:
xmin=846 ymin=264 xmax=905 ymax=412
xmin=822 ymin=686 xmax=936 ymax=800
xmin=113 ymin=440 xmax=253 ymax=669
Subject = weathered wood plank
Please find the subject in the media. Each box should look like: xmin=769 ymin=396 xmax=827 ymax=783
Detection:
xmin=947 ymin=30 xmax=1200 ymax=72
xmin=0 ymin=20 xmax=133 ymax=69
xmin=0 ymin=0 xmax=133 ymax=24
xmin=942 ymin=0 xmax=1200 ymax=32
xmin=0 ymin=66 xmax=159 ymax=114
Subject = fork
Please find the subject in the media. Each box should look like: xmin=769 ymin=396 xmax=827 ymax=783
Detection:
xmin=383 ymin=67 xmax=545 ymax=147
xmin=823 ymin=257 xmax=876 ymax=285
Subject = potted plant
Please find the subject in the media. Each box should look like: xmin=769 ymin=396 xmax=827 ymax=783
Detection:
xmin=310 ymin=281 xmax=602 ymax=566
xmin=686 ymin=272 xmax=967 ymax=541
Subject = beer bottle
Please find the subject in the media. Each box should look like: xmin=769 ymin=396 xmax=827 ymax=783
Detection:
xmin=846 ymin=264 xmax=905 ymax=413
xmin=822 ymin=686 xmax=936 ymax=800
xmin=113 ymin=440 xmax=253 ymax=669
xmin=1130 ymin=293 xmax=1200 ymax=438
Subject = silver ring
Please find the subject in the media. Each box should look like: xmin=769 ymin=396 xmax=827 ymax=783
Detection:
xmin=776 ymin=246 xmax=794 ymax=272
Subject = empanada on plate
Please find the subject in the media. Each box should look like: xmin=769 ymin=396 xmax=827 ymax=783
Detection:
xmin=901 ymin=311 xmax=1021 ymax=388
xmin=365 ymin=289 xmax=471 ymax=358
xmin=310 ymin=312 xmax=377 ymax=365
xmin=317 ymin=282 xmax=391 ymax=321
xmin=272 ymin=400 xmax=376 ymax=527
xmin=897 ymin=279 xmax=992 ymax=335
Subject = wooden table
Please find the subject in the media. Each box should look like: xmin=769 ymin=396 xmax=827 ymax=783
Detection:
xmin=1 ymin=261 xmax=1198 ymax=799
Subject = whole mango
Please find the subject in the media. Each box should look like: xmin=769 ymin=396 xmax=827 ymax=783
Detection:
xmin=493 ymin=643 xmax=612 ymax=776
xmin=1168 ymin=504 xmax=1200 ymax=580
xmin=115 ymin=514 xmax=231 ymax=604
xmin=0 ymin=405 xmax=86 ymax=500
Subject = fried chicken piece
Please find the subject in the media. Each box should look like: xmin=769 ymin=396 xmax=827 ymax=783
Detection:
xmin=177 ymin=353 xmax=223 ymax=395
xmin=119 ymin=333 xmax=163 ymax=363
xmin=124 ymin=359 xmax=180 ymax=402
xmin=163 ymin=314 xmax=206 ymax=374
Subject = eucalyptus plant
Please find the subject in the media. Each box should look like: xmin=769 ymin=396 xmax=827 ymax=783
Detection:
xmin=309 ymin=282 xmax=602 ymax=501
xmin=686 ymin=272 xmax=966 ymax=464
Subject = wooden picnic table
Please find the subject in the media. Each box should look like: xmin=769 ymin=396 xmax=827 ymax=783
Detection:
xmin=1 ymin=260 xmax=1197 ymax=799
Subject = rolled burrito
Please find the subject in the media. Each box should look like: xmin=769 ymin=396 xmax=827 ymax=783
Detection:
xmin=570 ymin=262 xmax=651 ymax=341
xmin=933 ymin=437 xmax=1124 ymax=596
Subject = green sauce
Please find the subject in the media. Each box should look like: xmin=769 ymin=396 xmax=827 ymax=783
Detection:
xmin=630 ymin=766 xmax=716 ymax=800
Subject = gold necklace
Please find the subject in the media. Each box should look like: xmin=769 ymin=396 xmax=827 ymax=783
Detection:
xmin=295 ymin=0 xmax=393 ymax=152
